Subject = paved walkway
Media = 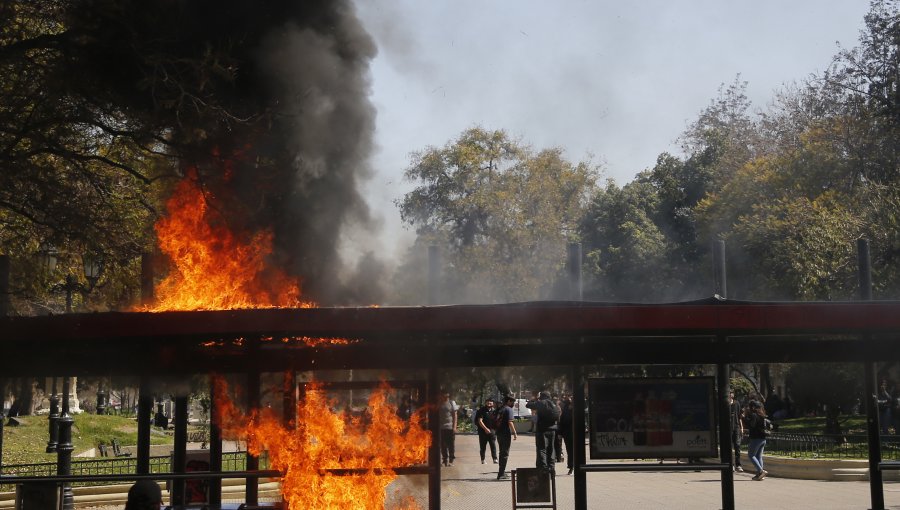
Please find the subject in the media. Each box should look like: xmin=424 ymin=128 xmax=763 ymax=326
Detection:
xmin=430 ymin=433 xmax=900 ymax=510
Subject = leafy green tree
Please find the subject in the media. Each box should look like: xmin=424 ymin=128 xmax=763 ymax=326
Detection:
xmin=396 ymin=127 xmax=597 ymax=303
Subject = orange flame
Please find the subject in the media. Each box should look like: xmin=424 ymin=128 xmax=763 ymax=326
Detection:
xmin=143 ymin=171 xmax=314 ymax=311
xmin=215 ymin=378 xmax=430 ymax=509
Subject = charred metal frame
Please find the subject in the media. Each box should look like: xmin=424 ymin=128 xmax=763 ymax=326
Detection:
xmin=1 ymin=299 xmax=899 ymax=510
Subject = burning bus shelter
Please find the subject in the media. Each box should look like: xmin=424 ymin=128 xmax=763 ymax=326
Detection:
xmin=1 ymin=296 xmax=900 ymax=510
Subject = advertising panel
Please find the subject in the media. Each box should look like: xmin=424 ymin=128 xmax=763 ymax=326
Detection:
xmin=588 ymin=377 xmax=717 ymax=459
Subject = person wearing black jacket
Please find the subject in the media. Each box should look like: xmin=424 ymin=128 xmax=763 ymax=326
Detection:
xmin=526 ymin=390 xmax=560 ymax=475
xmin=729 ymin=391 xmax=744 ymax=472
xmin=557 ymin=395 xmax=574 ymax=475
xmin=745 ymin=400 xmax=768 ymax=480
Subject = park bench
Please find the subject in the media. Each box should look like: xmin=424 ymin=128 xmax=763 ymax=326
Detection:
xmin=97 ymin=439 xmax=131 ymax=457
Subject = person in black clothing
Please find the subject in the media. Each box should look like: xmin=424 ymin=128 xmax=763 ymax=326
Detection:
xmin=557 ymin=394 xmax=574 ymax=475
xmin=526 ymin=390 xmax=559 ymax=475
xmin=126 ymin=480 xmax=163 ymax=510
xmin=475 ymin=398 xmax=498 ymax=464
xmin=729 ymin=391 xmax=744 ymax=472
xmin=877 ymin=380 xmax=893 ymax=434
xmin=496 ymin=396 xmax=518 ymax=480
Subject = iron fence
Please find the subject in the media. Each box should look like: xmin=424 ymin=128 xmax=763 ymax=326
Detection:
xmin=0 ymin=452 xmax=268 ymax=491
xmin=763 ymin=433 xmax=900 ymax=460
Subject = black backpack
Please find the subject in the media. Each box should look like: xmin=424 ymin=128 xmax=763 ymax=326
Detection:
xmin=537 ymin=399 xmax=561 ymax=425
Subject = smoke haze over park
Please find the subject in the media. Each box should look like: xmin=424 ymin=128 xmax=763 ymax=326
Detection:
xmin=354 ymin=1 xmax=872 ymax=256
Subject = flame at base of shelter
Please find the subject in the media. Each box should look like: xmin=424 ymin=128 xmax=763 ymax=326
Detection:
xmin=214 ymin=377 xmax=430 ymax=510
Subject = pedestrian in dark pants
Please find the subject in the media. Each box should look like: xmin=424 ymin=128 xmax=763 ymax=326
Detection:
xmin=526 ymin=390 xmax=560 ymax=475
xmin=729 ymin=391 xmax=744 ymax=472
xmin=475 ymin=398 xmax=498 ymax=464
xmin=877 ymin=380 xmax=894 ymax=435
xmin=558 ymin=394 xmax=574 ymax=475
xmin=496 ymin=396 xmax=518 ymax=479
xmin=438 ymin=391 xmax=457 ymax=466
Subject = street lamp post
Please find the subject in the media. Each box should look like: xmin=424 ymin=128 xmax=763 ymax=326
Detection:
xmin=46 ymin=377 xmax=59 ymax=453
xmin=57 ymin=376 xmax=74 ymax=510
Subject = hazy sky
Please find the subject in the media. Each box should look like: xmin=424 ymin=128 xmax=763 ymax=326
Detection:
xmin=353 ymin=1 xmax=872 ymax=256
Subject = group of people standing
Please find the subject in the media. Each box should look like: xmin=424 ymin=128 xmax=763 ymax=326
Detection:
xmin=729 ymin=390 xmax=772 ymax=481
xmin=468 ymin=391 xmax=574 ymax=480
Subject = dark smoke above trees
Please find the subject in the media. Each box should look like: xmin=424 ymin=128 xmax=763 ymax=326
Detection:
xmin=1 ymin=0 xmax=899 ymax=310
xmin=0 ymin=0 xmax=382 ymax=311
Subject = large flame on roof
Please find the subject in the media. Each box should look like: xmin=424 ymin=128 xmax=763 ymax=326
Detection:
xmin=215 ymin=378 xmax=430 ymax=509
xmin=145 ymin=171 xmax=313 ymax=311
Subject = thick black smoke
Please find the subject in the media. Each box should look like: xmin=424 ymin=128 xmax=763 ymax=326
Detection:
xmin=66 ymin=0 xmax=386 ymax=305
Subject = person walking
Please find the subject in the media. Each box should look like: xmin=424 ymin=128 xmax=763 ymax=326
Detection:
xmin=496 ymin=395 xmax=518 ymax=480
xmin=745 ymin=400 xmax=769 ymax=480
xmin=877 ymin=380 xmax=893 ymax=434
xmin=438 ymin=391 xmax=457 ymax=466
xmin=526 ymin=390 xmax=561 ymax=475
xmin=475 ymin=398 xmax=498 ymax=464
xmin=729 ymin=391 xmax=744 ymax=472
xmin=557 ymin=394 xmax=575 ymax=475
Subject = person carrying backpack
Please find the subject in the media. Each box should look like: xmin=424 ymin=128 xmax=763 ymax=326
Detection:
xmin=526 ymin=390 xmax=561 ymax=475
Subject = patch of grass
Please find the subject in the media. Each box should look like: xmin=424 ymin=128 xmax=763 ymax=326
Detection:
xmin=2 ymin=414 xmax=173 ymax=466
xmin=775 ymin=415 xmax=867 ymax=434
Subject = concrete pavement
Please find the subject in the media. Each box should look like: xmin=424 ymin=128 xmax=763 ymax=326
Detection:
xmin=429 ymin=433 xmax=900 ymax=510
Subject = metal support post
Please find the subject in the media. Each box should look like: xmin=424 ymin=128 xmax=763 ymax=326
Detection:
xmin=245 ymin=371 xmax=260 ymax=506
xmin=136 ymin=379 xmax=152 ymax=474
xmin=573 ymin=364 xmax=587 ymax=510
xmin=208 ymin=382 xmax=222 ymax=508
xmin=428 ymin=245 xmax=440 ymax=305
xmin=171 ymin=395 xmax=188 ymax=506
xmin=567 ymin=243 xmax=583 ymax=300
xmin=428 ymin=367 xmax=440 ymax=510
xmin=717 ymin=361 xmax=735 ymax=510
xmin=56 ymin=377 xmax=74 ymax=510
xmin=859 ymin=239 xmax=884 ymax=510
xmin=96 ymin=384 xmax=107 ymax=415
xmin=46 ymin=377 xmax=59 ymax=453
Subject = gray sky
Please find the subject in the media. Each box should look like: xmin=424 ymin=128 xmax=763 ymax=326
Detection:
xmin=353 ymin=1 xmax=871 ymax=257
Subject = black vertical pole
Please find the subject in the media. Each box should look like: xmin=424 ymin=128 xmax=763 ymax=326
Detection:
xmin=568 ymin=245 xmax=588 ymax=510
xmin=284 ymin=370 xmax=296 ymax=428
xmin=136 ymin=379 xmax=152 ymax=474
xmin=57 ymin=377 xmax=74 ymax=510
xmin=426 ymin=245 xmax=441 ymax=510
xmin=46 ymin=377 xmax=59 ymax=453
xmin=0 ymin=255 xmax=7 ymax=475
xmin=713 ymin=239 xmax=727 ymax=298
xmin=427 ymin=368 xmax=440 ymax=510
xmin=716 ymin=359 xmax=734 ymax=509
xmin=713 ymin=239 xmax=735 ymax=510
xmin=859 ymin=239 xmax=884 ymax=510
xmin=209 ymin=381 xmax=222 ymax=508
xmin=567 ymin=243 xmax=583 ymax=301
xmin=573 ymin=365 xmax=587 ymax=510
xmin=246 ymin=371 xmax=260 ymax=506
xmin=171 ymin=395 xmax=188 ymax=506
xmin=427 ymin=245 xmax=440 ymax=306
xmin=137 ymin=256 xmax=154 ymax=475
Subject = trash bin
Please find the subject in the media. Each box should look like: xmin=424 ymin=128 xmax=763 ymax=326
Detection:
xmin=15 ymin=481 xmax=59 ymax=510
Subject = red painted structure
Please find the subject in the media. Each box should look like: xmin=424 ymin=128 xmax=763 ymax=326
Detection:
xmin=0 ymin=298 xmax=897 ymax=376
